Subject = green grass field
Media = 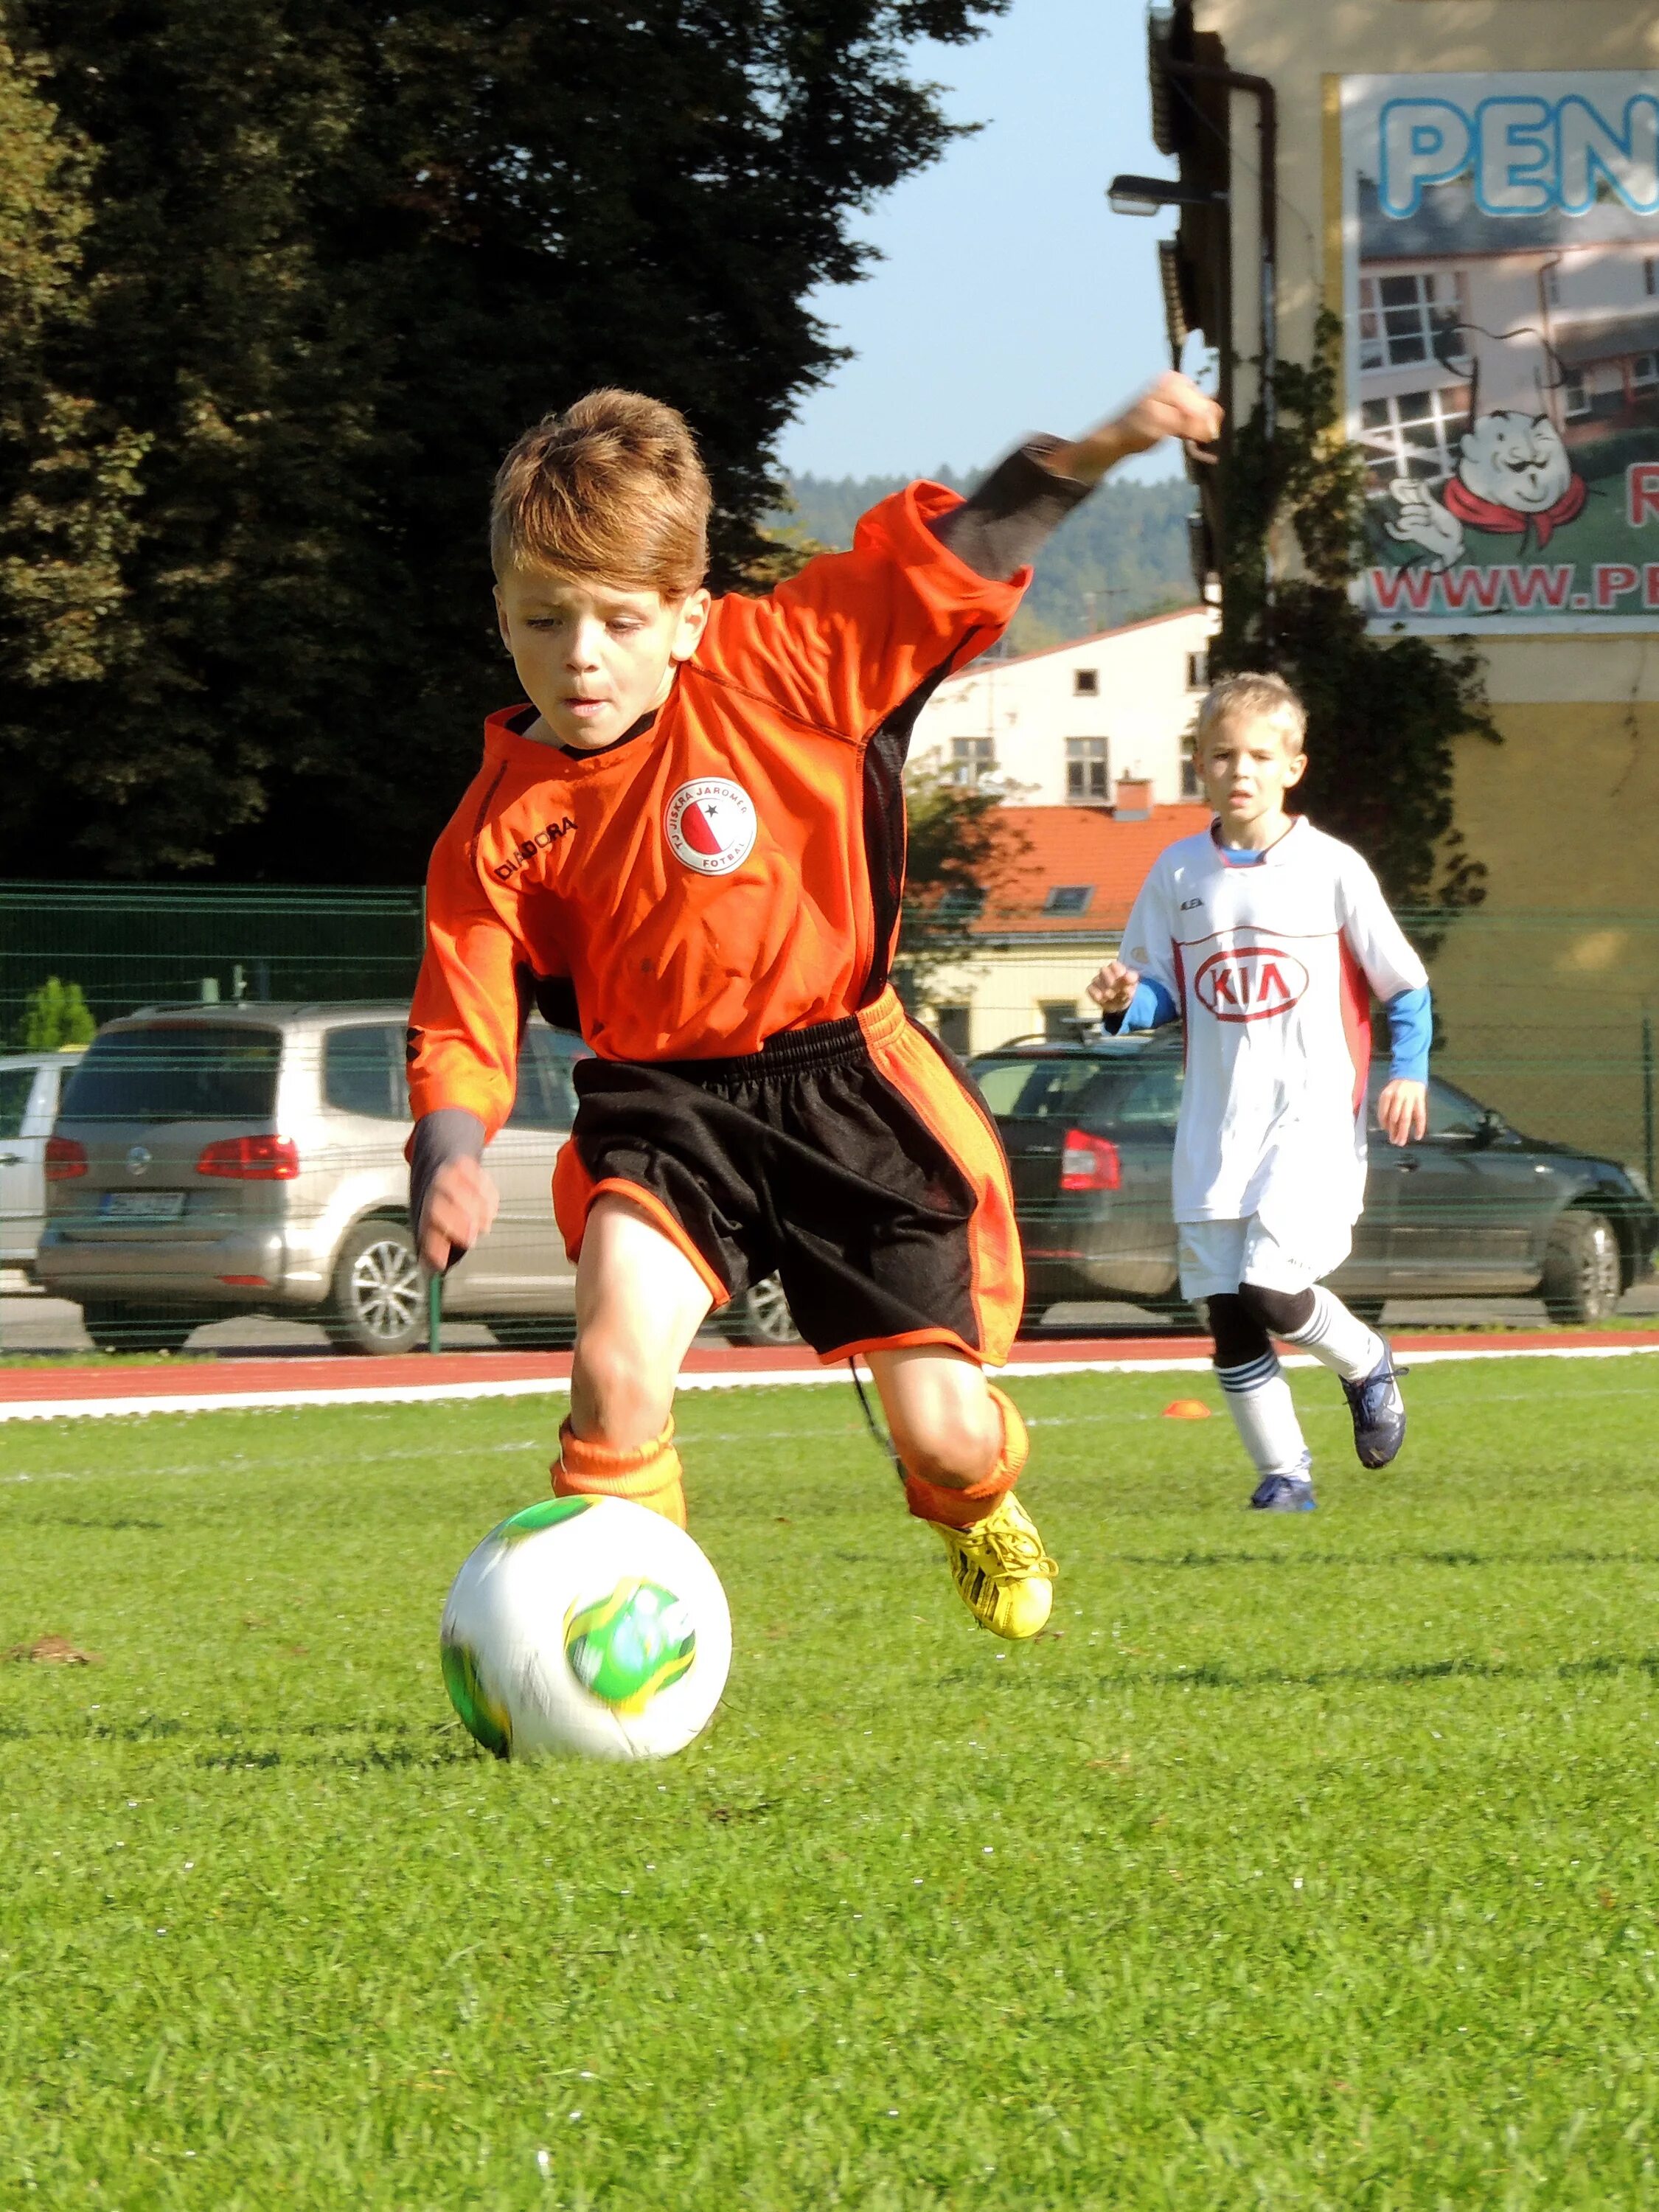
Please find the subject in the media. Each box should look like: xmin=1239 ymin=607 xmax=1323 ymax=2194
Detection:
xmin=4 ymin=1355 xmax=1659 ymax=2209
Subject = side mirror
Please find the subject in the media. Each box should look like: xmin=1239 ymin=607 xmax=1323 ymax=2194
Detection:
xmin=1474 ymin=1107 xmax=1506 ymax=1148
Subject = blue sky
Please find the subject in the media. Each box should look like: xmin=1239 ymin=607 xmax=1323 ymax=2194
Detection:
xmin=776 ymin=0 xmax=1186 ymax=484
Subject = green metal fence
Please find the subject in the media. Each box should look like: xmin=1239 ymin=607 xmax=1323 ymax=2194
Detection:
xmin=0 ymin=883 xmax=424 ymax=1040
xmin=0 ymin=886 xmax=1654 ymax=1359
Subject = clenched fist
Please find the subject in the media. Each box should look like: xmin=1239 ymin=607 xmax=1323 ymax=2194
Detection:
xmin=1088 ymin=959 xmax=1140 ymax=1016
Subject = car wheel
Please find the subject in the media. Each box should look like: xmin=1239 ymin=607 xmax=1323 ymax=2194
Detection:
xmin=80 ymin=1302 xmax=201 ymax=1354
xmin=1541 ymin=1208 xmax=1621 ymax=1324
xmin=716 ymin=1275 xmax=801 ymax=1348
xmin=326 ymin=1217 xmax=425 ymax=1354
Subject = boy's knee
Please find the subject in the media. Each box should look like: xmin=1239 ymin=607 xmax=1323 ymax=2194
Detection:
xmin=1235 ymin=1281 xmax=1315 ymax=1338
xmin=1208 ymin=1290 xmax=1270 ymax=1369
xmin=894 ymin=1397 xmax=1002 ymax=1491
xmin=570 ymin=1327 xmax=671 ymax=1450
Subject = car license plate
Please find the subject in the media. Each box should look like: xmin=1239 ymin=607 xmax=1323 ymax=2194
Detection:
xmin=100 ymin=1191 xmax=186 ymax=1221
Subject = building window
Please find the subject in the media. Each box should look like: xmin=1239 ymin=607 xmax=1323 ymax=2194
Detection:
xmin=1073 ymin=667 xmax=1099 ymax=696
xmin=1646 ymin=257 xmax=1659 ymax=298
xmin=1563 ymin=374 xmax=1591 ymax=419
xmin=933 ymin=1004 xmax=971 ymax=1054
xmin=1065 ymin=736 xmax=1110 ymax=804
xmin=950 ymin=736 xmax=995 ymax=787
xmin=1357 ymin=271 xmax=1468 ymax=372
xmin=1040 ymin=1001 xmax=1079 ymax=1041
xmin=936 ymin=883 xmax=986 ymax=923
xmin=1043 ymin=885 xmax=1094 ymax=917
xmin=1632 ymin=352 xmax=1659 ymax=392
xmin=1359 ymin=385 xmax=1471 ymax=490
xmin=1186 ymin=648 xmax=1208 ymax=689
xmin=1181 ymin=752 xmax=1202 ymax=799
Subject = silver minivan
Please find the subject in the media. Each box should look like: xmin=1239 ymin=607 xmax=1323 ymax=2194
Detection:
xmin=36 ymin=1002 xmax=584 ymax=1354
xmin=1 ymin=1049 xmax=86 ymax=1268
xmin=36 ymin=1001 xmax=801 ymax=1354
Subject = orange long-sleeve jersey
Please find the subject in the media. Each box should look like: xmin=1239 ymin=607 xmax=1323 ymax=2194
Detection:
xmin=408 ymin=479 xmax=1032 ymax=1138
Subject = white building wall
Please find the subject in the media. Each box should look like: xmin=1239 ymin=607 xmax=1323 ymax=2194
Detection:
xmin=910 ymin=607 xmax=1216 ymax=807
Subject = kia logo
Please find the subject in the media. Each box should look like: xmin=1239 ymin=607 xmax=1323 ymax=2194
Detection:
xmin=125 ymin=1144 xmax=152 ymax=1177
xmin=1193 ymin=945 xmax=1309 ymax=1023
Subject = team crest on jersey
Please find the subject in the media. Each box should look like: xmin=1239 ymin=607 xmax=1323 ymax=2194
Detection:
xmin=664 ymin=778 xmax=757 ymax=876
xmin=1193 ymin=945 xmax=1309 ymax=1023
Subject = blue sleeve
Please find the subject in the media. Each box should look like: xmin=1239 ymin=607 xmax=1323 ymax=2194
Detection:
xmin=1385 ymin=984 xmax=1432 ymax=1082
xmin=1103 ymin=977 xmax=1180 ymax=1036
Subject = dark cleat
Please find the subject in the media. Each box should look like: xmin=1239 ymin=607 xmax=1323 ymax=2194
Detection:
xmin=1250 ymin=1458 xmax=1317 ymax=1513
xmin=1343 ymin=1345 xmax=1407 ymax=1468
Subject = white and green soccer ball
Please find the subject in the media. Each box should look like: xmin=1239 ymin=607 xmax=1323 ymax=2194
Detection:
xmin=439 ymin=1495 xmax=731 ymax=1761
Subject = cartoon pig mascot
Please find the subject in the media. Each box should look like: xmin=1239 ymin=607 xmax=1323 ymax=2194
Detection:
xmin=1385 ymin=326 xmax=1587 ymax=571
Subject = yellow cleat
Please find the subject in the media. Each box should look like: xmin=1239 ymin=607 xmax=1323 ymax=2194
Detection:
xmin=932 ymin=1490 xmax=1057 ymax=1640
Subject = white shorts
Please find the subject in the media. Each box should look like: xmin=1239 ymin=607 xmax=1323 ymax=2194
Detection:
xmin=1177 ymin=1214 xmax=1353 ymax=1302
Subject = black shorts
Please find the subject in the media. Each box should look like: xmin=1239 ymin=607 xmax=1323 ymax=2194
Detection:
xmin=551 ymin=987 xmax=1023 ymax=1365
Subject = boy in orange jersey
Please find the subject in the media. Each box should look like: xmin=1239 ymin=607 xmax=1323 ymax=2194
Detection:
xmin=408 ymin=375 xmax=1221 ymax=1639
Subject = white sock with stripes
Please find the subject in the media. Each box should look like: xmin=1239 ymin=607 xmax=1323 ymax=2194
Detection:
xmin=1216 ymin=1349 xmax=1308 ymax=1478
xmin=1281 ymin=1287 xmax=1384 ymax=1383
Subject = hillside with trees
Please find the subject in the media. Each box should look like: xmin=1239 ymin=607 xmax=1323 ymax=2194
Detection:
xmin=0 ymin=0 xmax=1006 ymax=882
xmin=776 ymin=469 xmax=1195 ymax=650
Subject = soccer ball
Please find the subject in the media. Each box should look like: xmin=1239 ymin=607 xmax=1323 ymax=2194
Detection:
xmin=439 ymin=1495 xmax=731 ymax=1761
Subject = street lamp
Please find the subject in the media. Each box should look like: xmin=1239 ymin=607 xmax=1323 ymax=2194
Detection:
xmin=1106 ymin=173 xmax=1228 ymax=217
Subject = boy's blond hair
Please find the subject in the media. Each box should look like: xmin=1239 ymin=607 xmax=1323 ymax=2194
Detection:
xmin=1196 ymin=670 xmax=1307 ymax=756
xmin=490 ymin=389 xmax=712 ymax=594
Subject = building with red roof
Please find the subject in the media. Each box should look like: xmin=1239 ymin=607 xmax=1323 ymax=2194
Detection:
xmin=917 ymin=789 xmax=1212 ymax=1056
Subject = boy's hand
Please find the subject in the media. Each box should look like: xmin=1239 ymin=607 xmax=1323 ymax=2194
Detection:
xmin=1376 ymin=1079 xmax=1427 ymax=1147
xmin=1053 ymin=372 xmax=1224 ymax=485
xmin=420 ymin=1155 xmax=500 ymax=1270
xmin=1088 ymin=959 xmax=1140 ymax=1016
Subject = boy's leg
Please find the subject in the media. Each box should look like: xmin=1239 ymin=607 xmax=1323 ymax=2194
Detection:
xmin=1232 ymin=1228 xmax=1405 ymax=1469
xmin=1181 ymin=1224 xmax=1314 ymax=1511
xmin=554 ymin=1194 xmax=714 ymax=1527
xmin=868 ymin=1344 xmax=1056 ymax=1638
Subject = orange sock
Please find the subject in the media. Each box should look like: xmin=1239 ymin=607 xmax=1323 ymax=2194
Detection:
xmin=902 ymin=1385 xmax=1029 ymax=1529
xmin=553 ymin=1418 xmax=687 ymax=1529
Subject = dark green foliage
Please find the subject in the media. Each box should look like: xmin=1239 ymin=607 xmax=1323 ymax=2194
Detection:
xmin=1215 ymin=312 xmax=1499 ymax=912
xmin=1 ymin=0 xmax=1004 ymax=880
xmin=897 ymin=755 xmax=1029 ymax=996
xmin=782 ymin=467 xmax=1195 ymax=650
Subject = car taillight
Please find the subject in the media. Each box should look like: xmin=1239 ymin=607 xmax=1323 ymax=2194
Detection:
xmin=45 ymin=1135 xmax=88 ymax=1180
xmin=195 ymin=1135 xmax=300 ymax=1180
xmin=1059 ymin=1128 xmax=1121 ymax=1192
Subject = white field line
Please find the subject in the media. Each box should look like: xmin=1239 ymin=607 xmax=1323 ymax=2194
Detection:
xmin=1 ymin=1338 xmax=1654 ymax=1423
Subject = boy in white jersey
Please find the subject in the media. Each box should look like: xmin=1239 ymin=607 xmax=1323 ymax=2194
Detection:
xmin=1090 ymin=672 xmax=1432 ymax=1511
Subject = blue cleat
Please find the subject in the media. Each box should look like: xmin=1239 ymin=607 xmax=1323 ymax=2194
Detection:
xmin=1250 ymin=1458 xmax=1317 ymax=1513
xmin=1343 ymin=1345 xmax=1408 ymax=1468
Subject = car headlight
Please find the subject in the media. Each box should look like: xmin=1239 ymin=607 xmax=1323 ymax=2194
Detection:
xmin=1624 ymin=1165 xmax=1653 ymax=1202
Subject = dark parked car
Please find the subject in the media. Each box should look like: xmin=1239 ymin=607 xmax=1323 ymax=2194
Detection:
xmin=969 ymin=1032 xmax=1658 ymax=1329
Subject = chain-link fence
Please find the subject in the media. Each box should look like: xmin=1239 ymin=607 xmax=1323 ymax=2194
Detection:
xmin=1 ymin=887 xmax=1655 ymax=1357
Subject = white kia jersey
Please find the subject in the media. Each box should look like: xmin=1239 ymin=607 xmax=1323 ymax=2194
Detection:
xmin=1119 ymin=820 xmax=1428 ymax=1237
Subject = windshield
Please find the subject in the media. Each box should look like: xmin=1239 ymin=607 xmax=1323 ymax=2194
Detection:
xmin=60 ymin=1024 xmax=282 ymax=1124
xmin=973 ymin=1054 xmax=1183 ymax=1130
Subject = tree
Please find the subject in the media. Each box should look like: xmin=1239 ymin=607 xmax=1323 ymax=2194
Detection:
xmin=1214 ymin=313 xmax=1498 ymax=914
xmin=4 ymin=0 xmax=1006 ymax=881
xmin=0 ymin=15 xmax=146 ymax=771
xmin=897 ymin=758 xmax=1030 ymax=1004
xmin=18 ymin=973 xmax=95 ymax=1047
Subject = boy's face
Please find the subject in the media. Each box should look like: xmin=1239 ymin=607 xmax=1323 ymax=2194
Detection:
xmin=495 ymin=568 xmax=711 ymax=751
xmin=1198 ymin=710 xmax=1306 ymax=838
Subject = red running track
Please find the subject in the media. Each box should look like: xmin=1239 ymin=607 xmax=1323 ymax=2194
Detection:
xmin=4 ymin=1326 xmax=1657 ymax=1412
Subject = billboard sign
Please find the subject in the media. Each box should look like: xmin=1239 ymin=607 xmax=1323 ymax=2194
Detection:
xmin=1342 ymin=72 xmax=1659 ymax=632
